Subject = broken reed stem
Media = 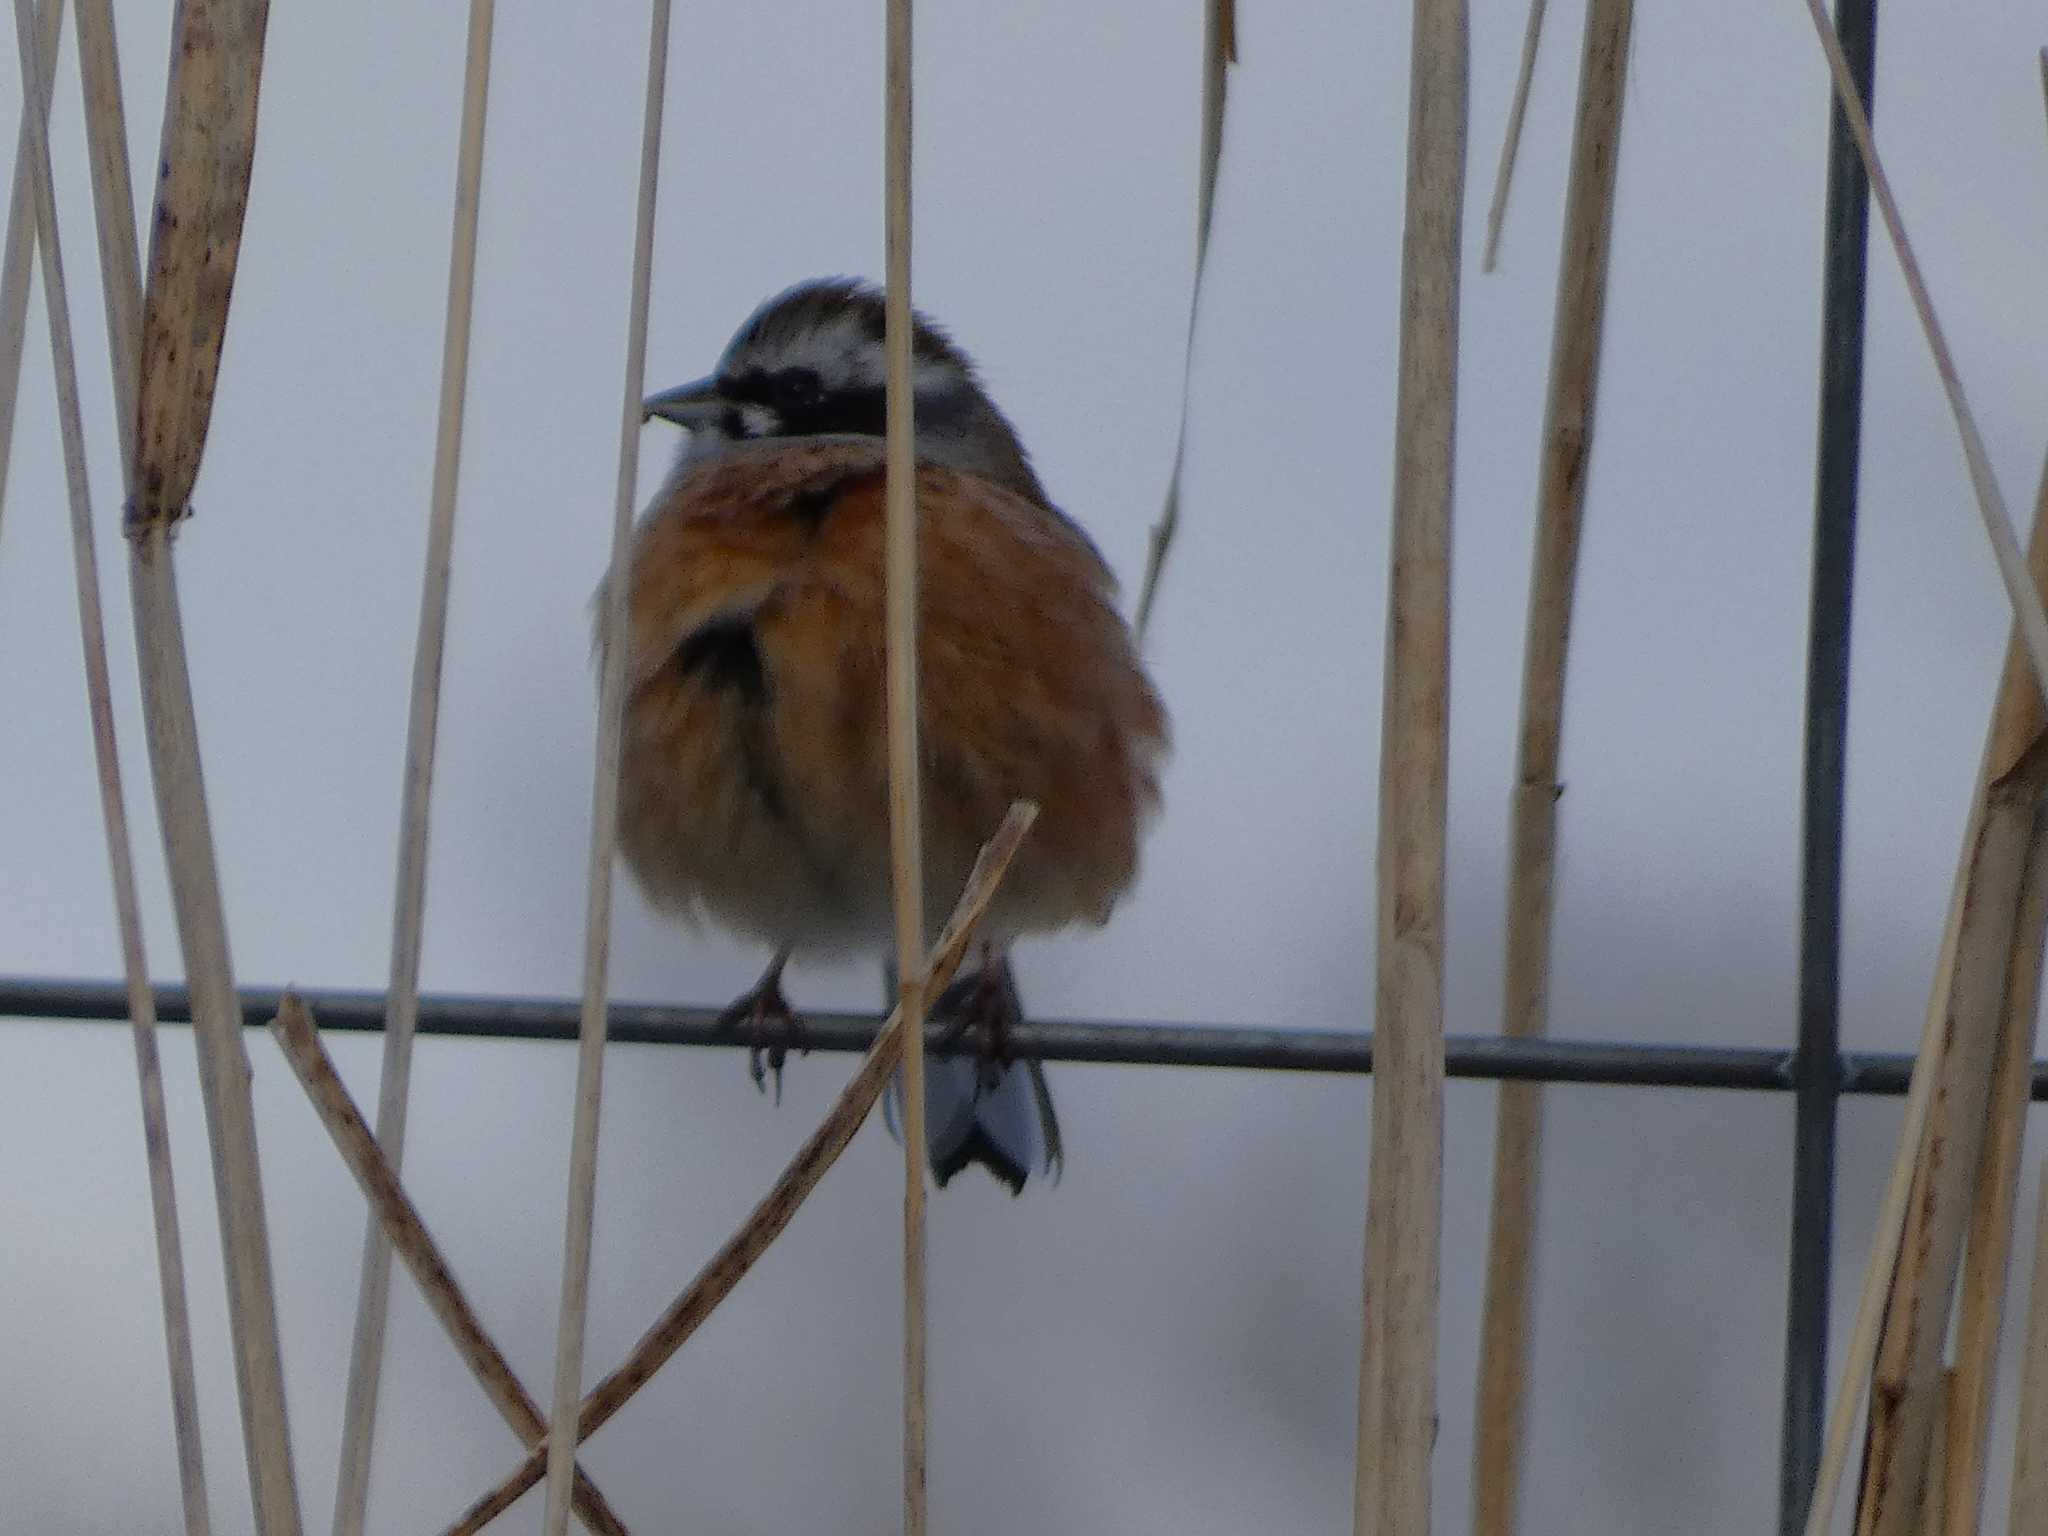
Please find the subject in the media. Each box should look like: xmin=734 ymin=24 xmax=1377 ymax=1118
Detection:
xmin=269 ymin=998 xmax=633 ymax=1536
xmin=1850 ymin=454 xmax=2048 ymax=1536
xmin=1941 ymin=814 xmax=2048 ymax=1536
xmin=880 ymin=2 xmax=931 ymax=1528
xmin=1800 ymin=0 xmax=2048 ymax=704
xmin=2009 ymin=1171 xmax=2048 ymax=1534
xmin=540 ymin=3 xmax=672 ymax=1532
xmin=0 ymin=0 xmax=64 ymax=535
xmin=330 ymin=7 xmax=497 ymax=1533
xmin=439 ymin=805 xmax=1037 ymax=1536
xmin=1479 ymin=0 xmax=1547 ymax=273
xmin=78 ymin=0 xmax=306 ymax=1527
xmin=1808 ymin=483 xmax=2048 ymax=1535
xmin=1472 ymin=5 xmax=1631 ymax=1533
xmin=1804 ymin=976 xmax=1942 ymax=1536
xmin=1940 ymin=451 xmax=2048 ymax=1536
xmin=1357 ymin=3 xmax=1466 ymax=1534
xmin=1851 ymin=759 xmax=2043 ymax=1536
xmin=1132 ymin=0 xmax=1234 ymax=642
xmin=10 ymin=3 xmax=212 ymax=1530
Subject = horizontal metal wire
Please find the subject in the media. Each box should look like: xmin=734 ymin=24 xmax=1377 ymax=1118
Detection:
xmin=2 ymin=974 xmax=2036 ymax=1099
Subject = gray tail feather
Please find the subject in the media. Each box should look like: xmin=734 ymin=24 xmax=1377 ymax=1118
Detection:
xmin=880 ymin=961 xmax=1062 ymax=1193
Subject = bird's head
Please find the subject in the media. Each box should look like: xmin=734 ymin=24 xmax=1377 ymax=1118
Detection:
xmin=642 ymin=277 xmax=1046 ymax=504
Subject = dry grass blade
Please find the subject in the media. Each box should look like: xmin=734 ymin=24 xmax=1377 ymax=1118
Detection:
xmin=1939 ymin=451 xmax=2048 ymax=1536
xmin=880 ymin=0 xmax=932 ymax=1529
xmin=1356 ymin=2 xmax=1466 ymax=1534
xmin=129 ymin=0 xmax=270 ymax=526
xmin=2010 ymin=1172 xmax=2048 ymax=1534
xmin=70 ymin=0 xmax=142 ymax=432
xmin=1849 ymin=759 xmax=2043 ymax=1536
xmin=438 ymin=805 xmax=1037 ymax=1536
xmin=1800 ymin=0 xmax=2048 ymax=702
xmin=1480 ymin=0 xmax=1548 ymax=273
xmin=331 ymin=8 xmax=497 ymax=1533
xmin=87 ymin=0 xmax=305 ymax=1528
xmin=11 ymin=3 xmax=213 ymax=1530
xmin=1848 ymin=457 xmax=2048 ymax=1535
xmin=1804 ymin=995 xmax=1940 ymax=1536
xmin=0 ymin=0 xmax=64 ymax=534
xmin=268 ymin=997 xmax=634 ymax=1536
xmin=541 ymin=2 xmax=673 ymax=1531
xmin=1472 ymin=5 xmax=1631 ymax=1532
xmin=1804 ymin=768 xmax=2017 ymax=1535
xmin=1132 ymin=0 xmax=1234 ymax=641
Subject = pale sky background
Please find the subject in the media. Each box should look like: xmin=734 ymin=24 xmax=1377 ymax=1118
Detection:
xmin=2 ymin=2 xmax=2047 ymax=1532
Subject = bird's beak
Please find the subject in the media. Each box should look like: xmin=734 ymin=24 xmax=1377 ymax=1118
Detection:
xmin=641 ymin=376 xmax=724 ymax=429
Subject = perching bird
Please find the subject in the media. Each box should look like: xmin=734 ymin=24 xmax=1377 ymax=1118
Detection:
xmin=614 ymin=276 xmax=1167 ymax=1191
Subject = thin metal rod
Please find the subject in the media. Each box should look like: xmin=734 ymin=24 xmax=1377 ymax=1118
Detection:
xmin=331 ymin=8 xmax=497 ymax=1532
xmin=1779 ymin=2 xmax=1874 ymax=1531
xmin=540 ymin=2 xmax=672 ymax=1529
xmin=19 ymin=976 xmax=2048 ymax=1098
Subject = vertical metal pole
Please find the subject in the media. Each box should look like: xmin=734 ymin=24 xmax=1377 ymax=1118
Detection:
xmin=1780 ymin=2 xmax=1876 ymax=1530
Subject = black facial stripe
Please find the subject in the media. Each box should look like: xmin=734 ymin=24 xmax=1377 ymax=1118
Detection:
xmin=777 ymin=384 xmax=887 ymax=439
xmin=720 ymin=370 xmax=775 ymax=406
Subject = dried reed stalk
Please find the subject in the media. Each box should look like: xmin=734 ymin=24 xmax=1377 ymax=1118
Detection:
xmin=1939 ymin=453 xmax=2048 ymax=1536
xmin=69 ymin=0 xmax=141 ymax=415
xmin=1479 ymin=0 xmax=1547 ymax=273
xmin=0 ymin=0 xmax=64 ymax=532
xmin=1919 ymin=1369 xmax=1958 ymax=1530
xmin=77 ymin=0 xmax=305 ymax=1527
xmin=1472 ymin=6 xmax=1631 ymax=1533
xmin=269 ymin=997 xmax=633 ymax=1536
xmin=2009 ymin=1172 xmax=2048 ymax=1534
xmin=1132 ymin=0 xmax=1234 ymax=641
xmin=1356 ymin=3 xmax=1466 ymax=1534
xmin=11 ymin=4 xmax=211 ymax=1529
xmin=1848 ymin=457 xmax=2048 ymax=1535
xmin=1848 ymin=754 xmax=2045 ymax=1536
xmin=1804 ymin=990 xmax=1943 ymax=1535
xmin=1800 ymin=0 xmax=2048 ymax=701
xmin=880 ymin=1 xmax=933 ymax=1529
xmin=330 ymin=8 xmax=497 ymax=1533
xmin=1797 ymin=16 xmax=2048 ymax=1528
xmin=439 ymin=805 xmax=1036 ymax=1536
xmin=540 ymin=3 xmax=673 ymax=1531
xmin=1803 ymin=736 xmax=2023 ymax=1536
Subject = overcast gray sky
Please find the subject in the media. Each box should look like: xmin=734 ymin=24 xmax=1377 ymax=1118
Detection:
xmin=2 ymin=1 xmax=2046 ymax=1532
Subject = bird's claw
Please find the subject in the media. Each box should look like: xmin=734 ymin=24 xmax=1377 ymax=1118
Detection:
xmin=930 ymin=963 xmax=1023 ymax=1068
xmin=715 ymin=975 xmax=809 ymax=1104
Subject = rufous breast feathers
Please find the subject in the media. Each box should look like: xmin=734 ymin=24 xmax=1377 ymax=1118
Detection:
xmin=613 ymin=437 xmax=1167 ymax=952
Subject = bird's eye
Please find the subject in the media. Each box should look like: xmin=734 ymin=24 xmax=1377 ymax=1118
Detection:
xmin=774 ymin=369 xmax=822 ymax=408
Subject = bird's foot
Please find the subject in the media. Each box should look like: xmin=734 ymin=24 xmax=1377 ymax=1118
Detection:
xmin=715 ymin=959 xmax=808 ymax=1103
xmin=931 ymin=959 xmax=1024 ymax=1070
